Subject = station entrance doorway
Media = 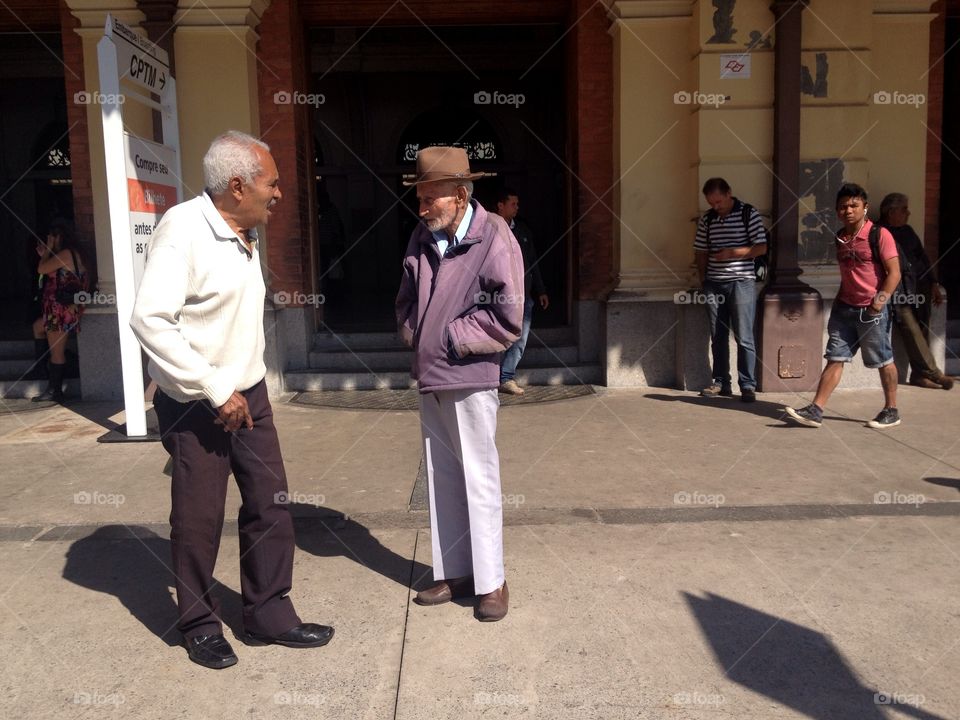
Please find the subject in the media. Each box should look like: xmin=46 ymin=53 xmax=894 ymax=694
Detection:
xmin=308 ymin=23 xmax=569 ymax=332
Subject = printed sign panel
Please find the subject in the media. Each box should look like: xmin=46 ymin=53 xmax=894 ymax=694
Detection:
xmin=123 ymin=134 xmax=178 ymax=289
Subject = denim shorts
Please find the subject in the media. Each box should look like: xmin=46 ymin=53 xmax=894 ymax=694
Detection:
xmin=824 ymin=300 xmax=894 ymax=369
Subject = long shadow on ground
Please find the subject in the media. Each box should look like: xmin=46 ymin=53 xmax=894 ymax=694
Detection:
xmin=63 ymin=508 xmax=432 ymax=649
xmin=62 ymin=525 xmax=241 ymax=647
xmin=289 ymin=502 xmax=433 ymax=590
xmin=645 ymin=392 xmax=870 ymax=426
xmin=684 ymin=592 xmax=946 ymax=719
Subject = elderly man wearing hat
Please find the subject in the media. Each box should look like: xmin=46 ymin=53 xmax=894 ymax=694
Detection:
xmin=396 ymin=146 xmax=524 ymax=621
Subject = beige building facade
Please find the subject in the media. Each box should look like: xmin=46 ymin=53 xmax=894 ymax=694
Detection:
xmin=0 ymin=0 xmax=954 ymax=399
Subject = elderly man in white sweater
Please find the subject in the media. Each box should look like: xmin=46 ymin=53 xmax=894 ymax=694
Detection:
xmin=131 ymin=131 xmax=333 ymax=670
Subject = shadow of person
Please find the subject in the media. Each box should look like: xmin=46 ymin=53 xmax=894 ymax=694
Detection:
xmin=683 ymin=591 xmax=947 ymax=719
xmin=288 ymin=503 xmax=434 ymax=591
xmin=644 ymin=392 xmax=789 ymax=421
xmin=923 ymin=477 xmax=960 ymax=493
xmin=62 ymin=525 xmax=243 ymax=646
xmin=644 ymin=393 xmax=872 ymax=428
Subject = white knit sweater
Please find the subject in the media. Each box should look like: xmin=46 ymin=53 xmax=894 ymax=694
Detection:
xmin=130 ymin=193 xmax=267 ymax=408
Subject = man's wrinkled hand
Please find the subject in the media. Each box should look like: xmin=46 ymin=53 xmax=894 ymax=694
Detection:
xmin=215 ymin=391 xmax=253 ymax=432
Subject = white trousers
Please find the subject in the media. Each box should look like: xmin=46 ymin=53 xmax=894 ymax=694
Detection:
xmin=418 ymin=388 xmax=504 ymax=595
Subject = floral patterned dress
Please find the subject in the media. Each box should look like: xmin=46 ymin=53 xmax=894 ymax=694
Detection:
xmin=41 ymin=262 xmax=86 ymax=333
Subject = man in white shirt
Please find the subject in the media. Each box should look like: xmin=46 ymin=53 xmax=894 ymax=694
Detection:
xmin=131 ymin=131 xmax=333 ymax=669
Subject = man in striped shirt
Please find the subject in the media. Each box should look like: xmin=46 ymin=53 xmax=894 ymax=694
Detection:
xmin=693 ymin=177 xmax=768 ymax=402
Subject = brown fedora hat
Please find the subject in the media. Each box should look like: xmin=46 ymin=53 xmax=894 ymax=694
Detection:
xmin=402 ymin=146 xmax=496 ymax=186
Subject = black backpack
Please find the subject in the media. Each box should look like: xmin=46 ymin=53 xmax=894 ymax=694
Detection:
xmin=705 ymin=203 xmax=771 ymax=282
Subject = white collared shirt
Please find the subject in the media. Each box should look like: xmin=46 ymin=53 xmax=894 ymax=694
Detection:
xmin=432 ymin=203 xmax=474 ymax=256
xmin=130 ymin=192 xmax=267 ymax=407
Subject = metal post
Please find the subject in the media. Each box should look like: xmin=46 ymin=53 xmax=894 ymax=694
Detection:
xmin=757 ymin=0 xmax=824 ymax=392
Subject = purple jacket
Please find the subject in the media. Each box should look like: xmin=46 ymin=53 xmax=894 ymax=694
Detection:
xmin=396 ymin=199 xmax=524 ymax=393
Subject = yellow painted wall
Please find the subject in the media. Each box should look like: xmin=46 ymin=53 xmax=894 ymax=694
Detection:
xmin=693 ymin=0 xmax=775 ymax=225
xmin=173 ymin=28 xmax=262 ymax=199
xmin=613 ymin=14 xmax=696 ymax=290
xmin=869 ymin=13 xmax=936 ymax=227
xmin=611 ymin=0 xmax=935 ymax=289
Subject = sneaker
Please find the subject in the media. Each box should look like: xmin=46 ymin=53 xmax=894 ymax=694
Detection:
xmin=740 ymin=389 xmax=756 ymax=403
xmin=867 ymin=407 xmax=901 ymax=429
xmin=784 ymin=403 xmax=822 ymax=428
xmin=498 ymin=380 xmax=525 ymax=396
xmin=700 ymin=382 xmax=733 ymax=398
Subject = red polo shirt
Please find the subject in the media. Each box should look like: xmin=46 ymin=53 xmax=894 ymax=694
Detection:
xmin=836 ymin=219 xmax=898 ymax=307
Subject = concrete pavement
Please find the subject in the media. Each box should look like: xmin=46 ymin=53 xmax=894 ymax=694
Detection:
xmin=1 ymin=385 xmax=959 ymax=719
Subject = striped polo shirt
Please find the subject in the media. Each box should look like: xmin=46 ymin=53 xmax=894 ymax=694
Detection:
xmin=693 ymin=199 xmax=767 ymax=281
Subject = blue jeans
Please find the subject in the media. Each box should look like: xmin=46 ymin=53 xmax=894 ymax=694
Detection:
xmin=500 ymin=297 xmax=534 ymax=382
xmin=704 ymin=278 xmax=757 ymax=391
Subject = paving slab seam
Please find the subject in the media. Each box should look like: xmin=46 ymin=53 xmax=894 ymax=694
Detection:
xmin=392 ymin=529 xmax=420 ymax=720
xmin=7 ymin=501 xmax=960 ymax=542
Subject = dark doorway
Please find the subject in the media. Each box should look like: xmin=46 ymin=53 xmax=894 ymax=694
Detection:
xmin=0 ymin=33 xmax=73 ymax=340
xmin=309 ymin=24 xmax=568 ymax=332
xmin=939 ymin=13 xmax=960 ymax=319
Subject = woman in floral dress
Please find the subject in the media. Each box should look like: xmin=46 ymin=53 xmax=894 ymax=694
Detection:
xmin=31 ymin=220 xmax=87 ymax=402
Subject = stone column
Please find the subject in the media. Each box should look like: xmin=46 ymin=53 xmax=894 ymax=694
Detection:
xmin=172 ymin=0 xmax=269 ymax=197
xmin=605 ymin=1 xmax=698 ymax=387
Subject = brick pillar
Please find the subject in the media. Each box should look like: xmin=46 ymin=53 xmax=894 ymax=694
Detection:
xmin=59 ymin=0 xmax=96 ymax=283
xmin=256 ymin=0 xmax=316 ymax=303
xmin=567 ymin=0 xmax=614 ymax=301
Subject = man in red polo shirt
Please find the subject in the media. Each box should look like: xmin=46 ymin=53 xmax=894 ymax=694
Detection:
xmin=784 ymin=183 xmax=902 ymax=429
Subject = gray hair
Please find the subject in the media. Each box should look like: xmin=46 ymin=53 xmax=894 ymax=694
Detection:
xmin=203 ymin=131 xmax=270 ymax=195
xmin=457 ymin=179 xmax=474 ymax=200
xmin=879 ymin=192 xmax=908 ymax=223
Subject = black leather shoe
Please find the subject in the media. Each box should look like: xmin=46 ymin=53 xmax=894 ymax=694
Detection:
xmin=185 ymin=633 xmax=238 ymax=669
xmin=244 ymin=623 xmax=334 ymax=648
xmin=31 ymin=387 xmax=63 ymax=403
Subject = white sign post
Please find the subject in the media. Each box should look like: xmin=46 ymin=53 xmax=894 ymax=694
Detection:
xmin=97 ymin=15 xmax=182 ymax=439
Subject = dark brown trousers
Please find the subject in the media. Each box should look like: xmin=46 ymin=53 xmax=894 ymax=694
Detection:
xmin=154 ymin=379 xmax=300 ymax=640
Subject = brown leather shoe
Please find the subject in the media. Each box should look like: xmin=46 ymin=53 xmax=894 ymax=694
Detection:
xmin=413 ymin=575 xmax=474 ymax=606
xmin=499 ymin=380 xmax=525 ymax=396
xmin=935 ymin=373 xmax=955 ymax=390
xmin=910 ymin=375 xmax=942 ymax=389
xmin=476 ymin=581 xmax=509 ymax=622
